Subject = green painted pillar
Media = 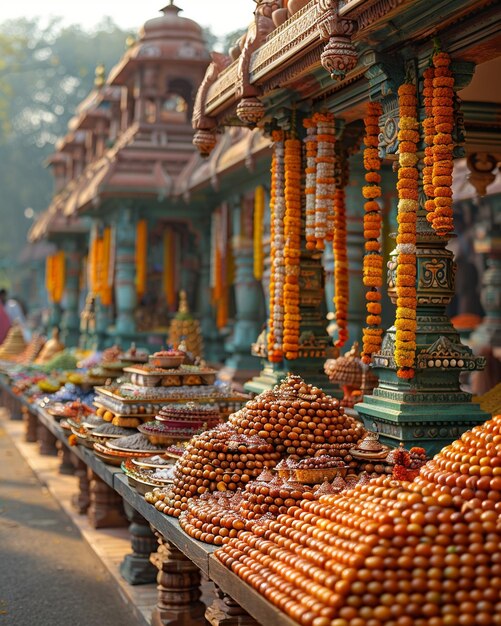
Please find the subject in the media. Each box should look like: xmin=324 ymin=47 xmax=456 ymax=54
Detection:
xmin=198 ymin=220 xmax=225 ymax=363
xmin=60 ymin=236 xmax=83 ymax=348
xmin=224 ymin=198 xmax=265 ymax=372
xmin=113 ymin=209 xmax=137 ymax=344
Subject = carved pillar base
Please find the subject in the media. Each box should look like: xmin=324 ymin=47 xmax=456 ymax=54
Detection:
xmin=150 ymin=533 xmax=207 ymax=626
xmin=87 ymin=471 xmax=127 ymax=529
xmin=37 ymin=422 xmax=58 ymax=455
xmin=8 ymin=395 xmax=22 ymax=420
xmin=23 ymin=406 xmax=38 ymax=443
xmin=119 ymin=501 xmax=157 ymax=585
xmin=71 ymin=460 xmax=90 ymax=514
xmin=57 ymin=441 xmax=76 ymax=475
xmin=206 ymin=587 xmax=258 ymax=626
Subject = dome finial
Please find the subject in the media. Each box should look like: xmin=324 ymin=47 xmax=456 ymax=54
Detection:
xmin=161 ymin=1 xmax=181 ymax=14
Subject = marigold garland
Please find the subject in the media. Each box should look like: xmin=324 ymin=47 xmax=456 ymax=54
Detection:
xmin=267 ymin=131 xmax=285 ymax=362
xmin=163 ymin=228 xmax=177 ymax=310
xmin=283 ymin=136 xmax=302 ymax=360
xmin=394 ymin=82 xmax=419 ymax=379
xmin=100 ymin=227 xmax=113 ymax=307
xmin=431 ymin=50 xmax=455 ymax=236
xmin=303 ymin=118 xmax=317 ymax=250
xmin=135 ymin=219 xmax=148 ymax=301
xmin=361 ymin=101 xmax=384 ymax=363
xmin=253 ymin=186 xmax=265 ymax=280
xmin=423 ymin=64 xmax=435 ymax=220
xmin=333 ymin=144 xmax=349 ymax=348
xmin=312 ymin=112 xmax=335 ymax=250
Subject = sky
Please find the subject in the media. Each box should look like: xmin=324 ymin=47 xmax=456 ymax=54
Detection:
xmin=0 ymin=0 xmax=257 ymax=38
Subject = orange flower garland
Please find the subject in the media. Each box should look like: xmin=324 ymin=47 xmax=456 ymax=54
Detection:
xmin=422 ymin=65 xmax=436 ymax=220
xmin=395 ymin=82 xmax=419 ymax=379
xmin=135 ymin=219 xmax=148 ymax=301
xmin=303 ymin=118 xmax=317 ymax=250
xmin=313 ymin=112 xmax=335 ymax=250
xmin=267 ymin=131 xmax=285 ymax=362
xmin=46 ymin=251 xmax=65 ymax=304
xmin=253 ymin=185 xmax=265 ymax=281
xmin=361 ymin=101 xmax=384 ymax=363
xmin=100 ymin=227 xmax=113 ymax=307
xmin=283 ymin=136 xmax=302 ymax=360
xmin=431 ymin=50 xmax=455 ymax=236
xmin=163 ymin=228 xmax=177 ymax=310
xmin=333 ymin=145 xmax=349 ymax=348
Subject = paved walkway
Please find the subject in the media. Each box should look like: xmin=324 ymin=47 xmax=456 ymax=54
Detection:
xmin=0 ymin=417 xmax=142 ymax=626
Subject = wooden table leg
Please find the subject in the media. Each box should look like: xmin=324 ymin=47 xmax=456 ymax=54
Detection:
xmin=71 ymin=459 xmax=90 ymax=514
xmin=57 ymin=440 xmax=76 ymax=475
xmin=23 ymin=406 xmax=38 ymax=443
xmin=87 ymin=471 xmax=127 ymax=529
xmin=38 ymin=421 xmax=58 ymax=455
xmin=150 ymin=532 xmax=207 ymax=626
xmin=205 ymin=587 xmax=259 ymax=626
xmin=119 ymin=501 xmax=157 ymax=585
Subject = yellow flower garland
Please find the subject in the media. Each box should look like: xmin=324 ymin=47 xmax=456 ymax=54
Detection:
xmin=283 ymin=136 xmax=302 ymax=360
xmin=101 ymin=227 xmax=113 ymax=307
xmin=135 ymin=219 xmax=148 ymax=301
xmin=253 ymin=185 xmax=265 ymax=280
xmin=361 ymin=101 xmax=384 ymax=363
xmin=395 ymin=82 xmax=419 ymax=379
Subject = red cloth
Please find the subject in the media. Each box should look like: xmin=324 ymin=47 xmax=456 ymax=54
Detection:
xmin=0 ymin=302 xmax=12 ymax=345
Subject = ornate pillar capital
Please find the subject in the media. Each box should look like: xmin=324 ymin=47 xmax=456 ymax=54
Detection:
xmin=316 ymin=0 xmax=358 ymax=81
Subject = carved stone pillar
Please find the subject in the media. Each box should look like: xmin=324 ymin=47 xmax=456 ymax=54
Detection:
xmin=23 ymin=406 xmax=38 ymax=443
xmin=38 ymin=422 xmax=58 ymax=456
xmin=57 ymin=440 xmax=76 ymax=475
xmin=60 ymin=236 xmax=83 ymax=348
xmin=206 ymin=587 xmax=258 ymax=626
xmin=119 ymin=500 xmax=157 ymax=585
xmin=71 ymin=460 xmax=90 ymax=515
xmin=87 ymin=471 xmax=127 ymax=529
xmin=114 ymin=209 xmax=137 ymax=344
xmin=150 ymin=532 xmax=206 ymax=626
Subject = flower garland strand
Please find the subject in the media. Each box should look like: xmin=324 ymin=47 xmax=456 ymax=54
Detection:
xmin=253 ymin=185 xmax=265 ymax=280
xmin=361 ymin=101 xmax=384 ymax=363
xmin=431 ymin=50 xmax=455 ymax=236
xmin=313 ymin=112 xmax=335 ymax=250
xmin=333 ymin=144 xmax=349 ymax=348
xmin=303 ymin=118 xmax=317 ymax=250
xmin=394 ymin=82 xmax=419 ymax=379
xmin=135 ymin=219 xmax=148 ymax=301
xmin=100 ymin=227 xmax=113 ymax=307
xmin=283 ymin=134 xmax=302 ymax=360
xmin=163 ymin=228 xmax=177 ymax=310
xmin=422 ymin=64 xmax=436 ymax=221
xmin=267 ymin=130 xmax=285 ymax=362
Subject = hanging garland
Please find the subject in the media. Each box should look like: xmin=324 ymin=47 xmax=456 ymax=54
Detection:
xmin=267 ymin=130 xmax=285 ymax=362
xmin=283 ymin=135 xmax=302 ymax=360
xmin=163 ymin=228 xmax=177 ymax=310
xmin=361 ymin=101 xmax=384 ymax=364
xmin=212 ymin=205 xmax=231 ymax=330
xmin=100 ymin=227 xmax=113 ymax=307
xmin=303 ymin=118 xmax=317 ymax=250
xmin=253 ymin=185 xmax=265 ymax=280
xmin=45 ymin=254 xmax=55 ymax=303
xmin=333 ymin=144 xmax=349 ymax=348
xmin=394 ymin=82 xmax=419 ymax=379
xmin=135 ymin=219 xmax=148 ymax=301
xmin=431 ymin=50 xmax=455 ymax=236
xmin=46 ymin=251 xmax=65 ymax=304
xmin=313 ymin=112 xmax=335 ymax=250
xmin=422 ymin=65 xmax=436 ymax=222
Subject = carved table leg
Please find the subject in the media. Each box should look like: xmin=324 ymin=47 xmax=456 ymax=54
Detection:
xmin=150 ymin=532 xmax=207 ymax=626
xmin=57 ymin=440 xmax=76 ymax=475
xmin=23 ymin=406 xmax=38 ymax=443
xmin=9 ymin=396 xmax=22 ymax=420
xmin=72 ymin=460 xmax=90 ymax=514
xmin=87 ymin=471 xmax=127 ymax=529
xmin=205 ymin=587 xmax=258 ymax=626
xmin=119 ymin=500 xmax=157 ymax=585
xmin=38 ymin=422 xmax=58 ymax=455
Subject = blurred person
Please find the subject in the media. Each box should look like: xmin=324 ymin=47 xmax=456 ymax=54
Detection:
xmin=0 ymin=295 xmax=11 ymax=345
xmin=0 ymin=289 xmax=31 ymax=341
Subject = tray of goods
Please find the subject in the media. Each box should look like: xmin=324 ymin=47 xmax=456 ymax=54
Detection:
xmin=179 ymin=490 xmax=250 ymax=545
xmin=149 ymin=349 xmax=186 ymax=369
xmin=163 ymin=445 xmax=186 ymax=459
xmin=349 ymin=431 xmax=390 ymax=461
xmin=59 ymin=419 xmax=72 ymax=433
xmin=130 ymin=455 xmax=175 ymax=469
xmin=94 ymin=404 xmax=155 ymax=427
xmin=141 ymin=404 xmax=222 ymax=443
xmin=105 ymin=432 xmax=170 ymax=455
xmin=291 ymin=456 xmax=348 ymax=483
xmin=93 ymin=441 xmax=160 ymax=466
xmin=228 ymin=373 xmax=366 ymax=458
xmin=81 ymin=414 xmax=106 ymax=430
xmin=122 ymin=459 xmax=175 ymax=492
xmin=156 ymin=424 xmax=281 ymax=517
xmin=46 ymin=400 xmax=94 ymax=420
xmin=70 ymin=424 xmax=92 ymax=447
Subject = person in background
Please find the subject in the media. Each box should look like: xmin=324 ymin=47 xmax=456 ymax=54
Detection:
xmin=0 ymin=292 xmax=11 ymax=345
xmin=0 ymin=289 xmax=31 ymax=341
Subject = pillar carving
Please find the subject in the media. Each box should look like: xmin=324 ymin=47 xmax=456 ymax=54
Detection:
xmin=23 ymin=406 xmax=38 ymax=443
xmin=71 ymin=460 xmax=90 ymax=515
xmin=114 ymin=209 xmax=137 ymax=342
xmin=87 ymin=471 xmax=127 ymax=529
xmin=38 ymin=422 xmax=58 ymax=456
xmin=205 ymin=586 xmax=258 ymax=626
xmin=57 ymin=440 xmax=76 ymax=475
xmin=119 ymin=500 xmax=157 ymax=585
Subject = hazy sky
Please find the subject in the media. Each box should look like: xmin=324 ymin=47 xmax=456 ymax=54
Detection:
xmin=0 ymin=1 xmax=257 ymax=37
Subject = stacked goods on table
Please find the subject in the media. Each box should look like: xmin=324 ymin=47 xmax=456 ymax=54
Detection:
xmin=145 ymin=424 xmax=281 ymax=517
xmin=0 ymin=326 xmax=27 ymax=360
xmin=215 ymin=413 xmax=501 ymax=626
xmin=139 ymin=403 xmax=222 ymax=444
xmin=14 ymin=334 xmax=45 ymax=365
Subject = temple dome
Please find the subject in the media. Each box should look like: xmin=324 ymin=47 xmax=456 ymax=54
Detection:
xmin=140 ymin=3 xmax=206 ymax=48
